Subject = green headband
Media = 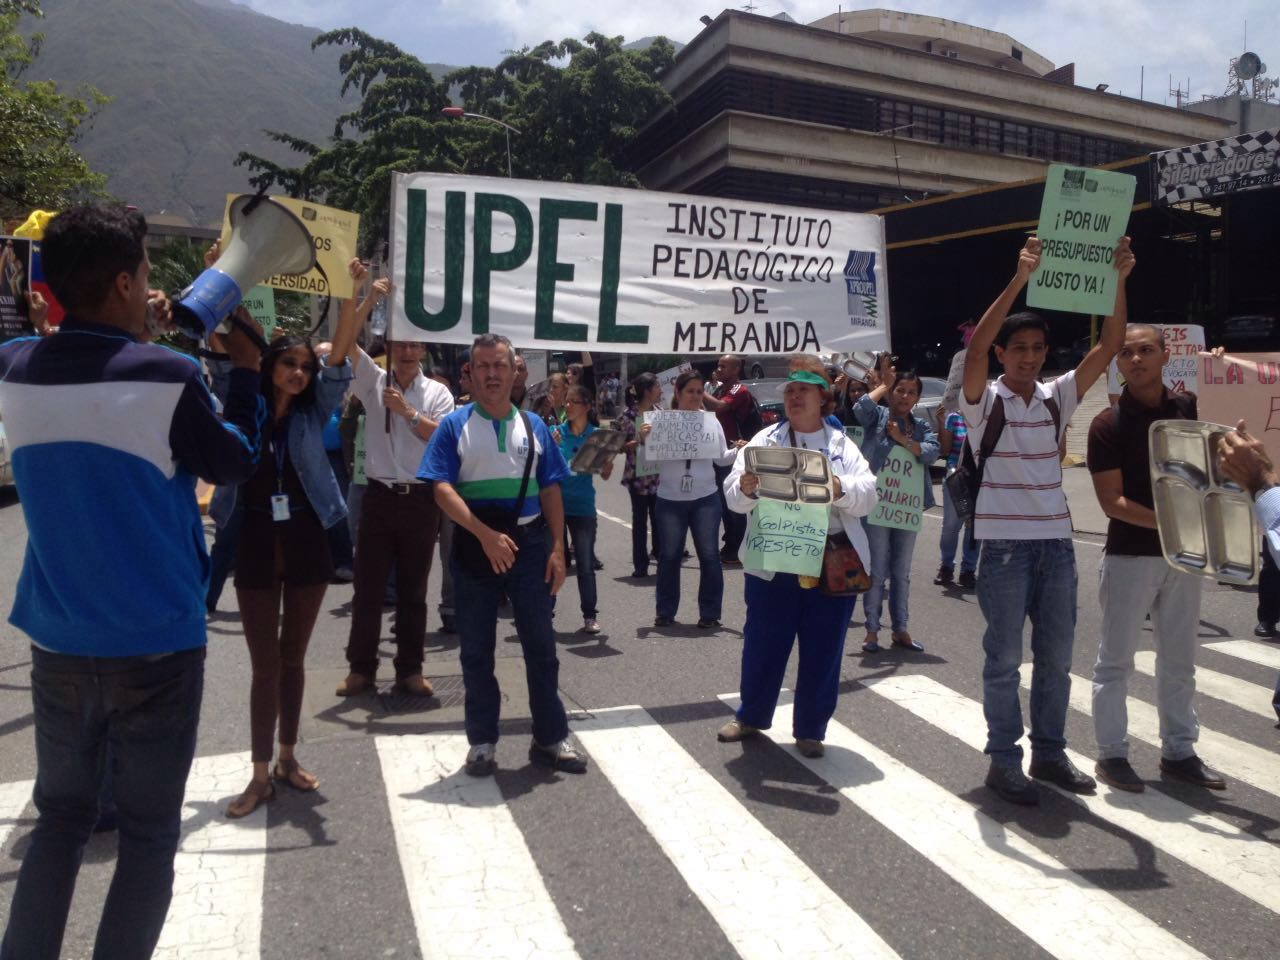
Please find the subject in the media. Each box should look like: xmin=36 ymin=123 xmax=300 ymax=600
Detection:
xmin=787 ymin=370 xmax=828 ymax=387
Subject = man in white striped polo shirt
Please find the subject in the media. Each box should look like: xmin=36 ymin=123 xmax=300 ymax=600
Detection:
xmin=961 ymin=235 xmax=1134 ymax=805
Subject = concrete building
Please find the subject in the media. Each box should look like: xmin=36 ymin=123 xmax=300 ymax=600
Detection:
xmin=631 ymin=9 xmax=1232 ymax=211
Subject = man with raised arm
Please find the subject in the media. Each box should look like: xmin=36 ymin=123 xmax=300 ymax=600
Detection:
xmin=327 ymin=259 xmax=455 ymax=698
xmin=961 ymin=235 xmax=1134 ymax=805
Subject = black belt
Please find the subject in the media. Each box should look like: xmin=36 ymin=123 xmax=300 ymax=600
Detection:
xmin=370 ymin=478 xmax=432 ymax=495
xmin=520 ymin=515 xmax=548 ymax=531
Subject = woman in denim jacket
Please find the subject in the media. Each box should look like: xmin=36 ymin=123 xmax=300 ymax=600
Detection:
xmin=851 ymin=369 xmax=939 ymax=653
xmin=214 ymin=321 xmax=353 ymax=818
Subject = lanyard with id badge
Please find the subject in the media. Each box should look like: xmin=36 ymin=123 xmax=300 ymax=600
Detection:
xmin=680 ymin=458 xmax=694 ymax=494
xmin=270 ymin=416 xmax=291 ymax=522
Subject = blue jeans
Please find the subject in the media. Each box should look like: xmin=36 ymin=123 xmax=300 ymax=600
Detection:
xmin=978 ymin=538 xmax=1077 ymax=766
xmin=452 ymin=524 xmax=569 ymax=747
xmin=737 ymin=573 xmax=856 ymax=741
xmin=565 ymin=515 xmax=598 ymax=618
xmin=655 ymin=493 xmax=723 ymax=621
xmin=861 ymin=520 xmax=918 ymax=634
xmin=1 ymin=647 xmax=205 ymax=960
xmin=628 ymin=489 xmax=658 ymax=574
xmin=938 ymin=481 xmax=978 ymax=573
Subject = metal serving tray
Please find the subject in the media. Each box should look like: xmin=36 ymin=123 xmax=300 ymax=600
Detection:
xmin=743 ymin=447 xmax=834 ymax=504
xmin=569 ymin=429 xmax=627 ymax=475
xmin=1150 ymin=420 xmax=1259 ymax=585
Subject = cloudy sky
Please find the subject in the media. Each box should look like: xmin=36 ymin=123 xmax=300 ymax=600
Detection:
xmin=239 ymin=0 xmax=1278 ymax=105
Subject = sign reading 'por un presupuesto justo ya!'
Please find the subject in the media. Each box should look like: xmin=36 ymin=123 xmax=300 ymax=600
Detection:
xmin=388 ymin=172 xmax=891 ymax=356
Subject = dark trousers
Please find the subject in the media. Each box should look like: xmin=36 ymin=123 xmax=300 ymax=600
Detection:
xmin=238 ymin=580 xmax=327 ymax=763
xmin=1259 ymin=547 xmax=1279 ymax=626
xmin=205 ymin=501 xmax=244 ymax=612
xmin=326 ymin=450 xmax=354 ymax=569
xmin=453 ymin=524 xmax=569 ymax=746
xmin=628 ymin=488 xmax=658 ymax=574
xmin=715 ymin=463 xmax=746 ymax=556
xmin=1 ymin=647 xmax=204 ymax=960
xmin=565 ymin=514 xmax=598 ymax=618
xmin=346 ymin=482 xmax=439 ymax=680
xmin=736 ymin=573 xmax=856 ymax=741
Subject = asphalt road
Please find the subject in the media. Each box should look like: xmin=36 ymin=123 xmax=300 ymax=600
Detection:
xmin=0 ymin=473 xmax=1278 ymax=960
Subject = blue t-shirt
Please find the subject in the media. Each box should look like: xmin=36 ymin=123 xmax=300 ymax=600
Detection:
xmin=557 ymin=421 xmax=597 ymax=517
xmin=418 ymin=403 xmax=570 ymax=520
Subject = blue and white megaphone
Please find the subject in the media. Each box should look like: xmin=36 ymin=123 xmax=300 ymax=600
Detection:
xmin=171 ymin=193 xmax=316 ymax=339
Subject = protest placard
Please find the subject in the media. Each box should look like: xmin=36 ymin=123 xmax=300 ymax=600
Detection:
xmin=655 ymin=361 xmax=693 ymax=408
xmin=634 ymin=444 xmax=659 ymax=477
xmin=1027 ymin=164 xmax=1136 ymax=316
xmin=389 ymin=172 xmax=891 ymax=355
xmin=642 ymin=410 xmax=722 ymax=461
xmin=27 ymin=242 xmax=63 ymax=330
xmin=241 ymin=285 xmax=277 ymax=339
xmin=845 ymin=425 xmax=865 ymax=448
xmin=220 ymin=194 xmax=359 ymax=299
xmin=744 ymin=498 xmax=828 ymax=577
xmin=0 ymin=236 xmax=32 ymax=342
xmin=868 ymin=446 xmax=925 ymax=530
xmin=1197 ymin=352 xmax=1280 ymax=468
xmin=1107 ymin=324 xmax=1205 ymax=396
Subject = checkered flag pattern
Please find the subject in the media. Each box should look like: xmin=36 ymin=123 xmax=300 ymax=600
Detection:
xmin=1151 ymin=127 xmax=1280 ymax=204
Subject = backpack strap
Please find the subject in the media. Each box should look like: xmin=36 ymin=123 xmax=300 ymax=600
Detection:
xmin=1044 ymin=395 xmax=1062 ymax=443
xmin=976 ymin=394 xmax=1007 ymax=463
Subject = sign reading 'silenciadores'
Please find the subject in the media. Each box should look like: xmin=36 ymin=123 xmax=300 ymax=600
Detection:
xmin=389 ymin=173 xmax=891 ymax=355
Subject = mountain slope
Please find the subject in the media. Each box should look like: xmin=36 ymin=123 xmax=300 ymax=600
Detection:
xmin=24 ymin=0 xmax=458 ymax=224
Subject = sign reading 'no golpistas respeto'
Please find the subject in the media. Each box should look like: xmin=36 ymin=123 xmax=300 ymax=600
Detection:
xmin=389 ymin=173 xmax=891 ymax=355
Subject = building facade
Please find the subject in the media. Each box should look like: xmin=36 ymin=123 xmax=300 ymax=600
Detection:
xmin=631 ymin=10 xmax=1233 ymax=212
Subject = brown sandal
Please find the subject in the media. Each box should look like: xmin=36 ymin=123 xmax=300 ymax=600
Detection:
xmin=272 ymin=756 xmax=319 ymax=792
xmin=226 ymin=779 xmax=274 ymax=819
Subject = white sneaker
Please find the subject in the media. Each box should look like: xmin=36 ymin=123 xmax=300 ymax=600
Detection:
xmin=581 ymin=618 xmax=601 ymax=634
xmin=465 ymin=742 xmax=497 ymax=777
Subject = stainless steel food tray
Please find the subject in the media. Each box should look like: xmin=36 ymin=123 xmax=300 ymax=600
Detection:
xmin=743 ymin=446 xmax=834 ymax=504
xmin=569 ymin=429 xmax=626 ymax=475
xmin=1149 ymin=420 xmax=1258 ymax=585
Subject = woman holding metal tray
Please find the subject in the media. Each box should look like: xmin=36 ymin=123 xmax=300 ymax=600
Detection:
xmin=850 ymin=368 xmax=940 ymax=653
xmin=639 ymin=370 xmax=741 ymax=628
xmin=718 ymin=358 xmax=878 ymax=757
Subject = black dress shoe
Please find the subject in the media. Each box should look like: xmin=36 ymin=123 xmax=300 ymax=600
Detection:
xmin=654 ymin=616 xmax=675 ymax=627
xmin=1255 ymin=621 xmax=1278 ymax=639
xmin=957 ymin=570 xmax=977 ymax=589
xmin=1028 ymin=756 xmax=1096 ymax=793
xmin=1094 ymin=757 xmax=1144 ymax=793
xmin=1160 ymin=754 xmax=1227 ymax=790
xmin=985 ymin=762 xmax=1040 ymax=805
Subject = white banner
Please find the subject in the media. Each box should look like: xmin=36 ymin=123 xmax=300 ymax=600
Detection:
xmin=643 ymin=410 xmax=722 ymax=461
xmin=389 ymin=173 xmax=890 ymax=355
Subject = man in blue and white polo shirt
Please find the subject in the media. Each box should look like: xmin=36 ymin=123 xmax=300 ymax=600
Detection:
xmin=419 ymin=333 xmax=587 ymax=777
xmin=961 ymin=235 xmax=1134 ymax=806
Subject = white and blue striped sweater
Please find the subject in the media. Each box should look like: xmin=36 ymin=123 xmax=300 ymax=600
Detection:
xmin=0 ymin=320 xmax=264 ymax=656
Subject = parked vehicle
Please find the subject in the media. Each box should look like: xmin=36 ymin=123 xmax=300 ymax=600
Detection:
xmin=741 ymin=379 xmax=787 ymax=427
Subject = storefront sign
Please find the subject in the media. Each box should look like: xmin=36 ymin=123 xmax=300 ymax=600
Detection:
xmin=1152 ymin=128 xmax=1280 ymax=205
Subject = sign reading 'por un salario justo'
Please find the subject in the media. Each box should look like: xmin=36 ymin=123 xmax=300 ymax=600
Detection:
xmin=389 ymin=172 xmax=891 ymax=355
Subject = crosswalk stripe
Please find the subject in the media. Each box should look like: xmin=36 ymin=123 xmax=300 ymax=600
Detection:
xmin=1133 ymin=650 xmax=1275 ymax=720
xmin=1204 ymin=640 xmax=1280 ymax=671
xmin=576 ymin=706 xmax=902 ymax=960
xmin=1021 ymin=668 xmax=1280 ymax=797
xmin=0 ymin=780 xmax=33 ymax=852
xmin=862 ymin=674 xmax=1280 ymax=915
xmin=739 ymin=695 xmax=1212 ymax=960
xmin=374 ymin=733 xmax=580 ymax=960
xmin=154 ymin=752 xmax=266 ymax=960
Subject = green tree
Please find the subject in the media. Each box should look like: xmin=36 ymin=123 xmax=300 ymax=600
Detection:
xmin=0 ymin=2 xmax=109 ymax=219
xmin=236 ymin=29 xmax=674 ymax=255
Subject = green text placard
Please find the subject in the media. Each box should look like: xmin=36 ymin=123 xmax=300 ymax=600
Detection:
xmin=744 ymin=498 xmax=829 ymax=576
xmin=868 ymin=445 xmax=925 ymax=531
xmin=1027 ymin=164 xmax=1136 ymax=316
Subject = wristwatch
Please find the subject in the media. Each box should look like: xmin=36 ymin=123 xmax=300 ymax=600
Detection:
xmin=409 ymin=410 xmax=421 ymax=428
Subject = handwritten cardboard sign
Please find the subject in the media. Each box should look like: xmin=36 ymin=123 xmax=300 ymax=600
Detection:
xmin=744 ymin=498 xmax=828 ymax=576
xmin=868 ymin=445 xmax=925 ymax=531
xmin=1028 ymin=164 xmax=1136 ymax=316
xmin=643 ymin=410 xmax=722 ymax=461
xmin=1197 ymin=352 xmax=1280 ymax=468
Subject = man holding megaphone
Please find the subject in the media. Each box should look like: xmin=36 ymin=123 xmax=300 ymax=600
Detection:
xmin=0 ymin=205 xmax=265 ymax=959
